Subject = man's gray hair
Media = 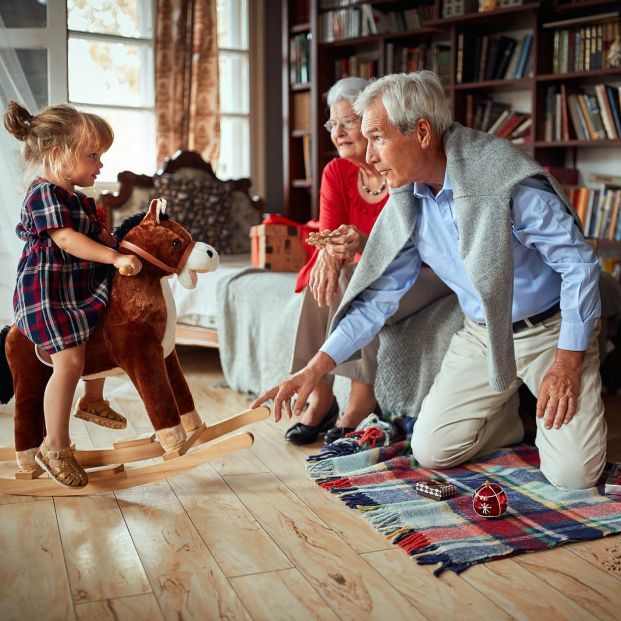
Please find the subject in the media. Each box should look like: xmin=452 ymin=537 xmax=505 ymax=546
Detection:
xmin=353 ymin=71 xmax=452 ymax=136
xmin=326 ymin=76 xmax=371 ymax=107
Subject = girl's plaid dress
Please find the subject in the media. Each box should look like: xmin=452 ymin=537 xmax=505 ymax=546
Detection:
xmin=13 ymin=179 xmax=114 ymax=354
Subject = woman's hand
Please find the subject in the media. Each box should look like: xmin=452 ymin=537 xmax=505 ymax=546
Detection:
xmin=114 ymin=254 xmax=142 ymax=276
xmin=325 ymin=224 xmax=368 ymax=261
xmin=309 ymin=249 xmax=342 ymax=307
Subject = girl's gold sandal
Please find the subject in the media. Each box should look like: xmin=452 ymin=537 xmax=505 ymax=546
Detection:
xmin=74 ymin=397 xmax=127 ymax=429
xmin=34 ymin=440 xmax=88 ymax=488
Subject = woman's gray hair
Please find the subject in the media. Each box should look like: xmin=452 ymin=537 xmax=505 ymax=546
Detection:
xmin=353 ymin=71 xmax=452 ymax=136
xmin=326 ymin=76 xmax=371 ymax=107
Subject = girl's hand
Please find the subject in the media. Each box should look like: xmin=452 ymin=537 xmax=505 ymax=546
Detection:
xmin=325 ymin=224 xmax=368 ymax=261
xmin=114 ymin=254 xmax=142 ymax=276
xmin=309 ymin=249 xmax=342 ymax=307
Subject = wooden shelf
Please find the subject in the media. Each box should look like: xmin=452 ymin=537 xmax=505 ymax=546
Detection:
xmin=319 ymin=27 xmax=442 ymax=47
xmin=427 ymin=3 xmax=540 ymax=26
xmin=291 ymin=129 xmax=311 ymax=137
xmin=537 ymin=68 xmax=621 ymax=82
xmin=292 ymin=179 xmax=312 ymax=188
xmin=291 ymin=82 xmax=311 ymax=91
xmin=455 ymin=78 xmax=533 ymax=91
xmin=534 ymin=139 xmax=621 ymax=147
xmin=291 ymin=22 xmax=310 ymax=33
xmin=554 ymin=0 xmax=621 ymax=12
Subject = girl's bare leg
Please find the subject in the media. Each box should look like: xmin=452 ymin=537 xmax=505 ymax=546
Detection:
xmin=44 ymin=344 xmax=85 ymax=469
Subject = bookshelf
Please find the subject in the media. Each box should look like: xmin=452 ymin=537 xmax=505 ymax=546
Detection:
xmin=281 ymin=0 xmax=621 ymax=271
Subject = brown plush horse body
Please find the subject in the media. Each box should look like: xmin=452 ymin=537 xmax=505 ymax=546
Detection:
xmin=3 ymin=199 xmax=220 ymax=471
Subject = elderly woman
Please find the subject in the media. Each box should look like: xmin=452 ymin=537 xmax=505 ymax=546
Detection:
xmin=285 ymin=76 xmax=450 ymax=445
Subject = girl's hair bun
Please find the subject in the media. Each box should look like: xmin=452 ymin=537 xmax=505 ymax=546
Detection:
xmin=3 ymin=101 xmax=34 ymax=141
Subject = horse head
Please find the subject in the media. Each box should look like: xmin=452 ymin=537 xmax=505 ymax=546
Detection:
xmin=115 ymin=198 xmax=219 ymax=287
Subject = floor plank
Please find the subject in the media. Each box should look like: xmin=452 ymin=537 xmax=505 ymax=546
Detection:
xmin=225 ymin=471 xmax=418 ymax=620
xmin=0 ymin=500 xmax=75 ymax=621
xmin=230 ymin=568 xmax=340 ymax=621
xmin=248 ymin=420 xmax=394 ymax=554
xmin=75 ymin=593 xmax=165 ymax=621
xmin=565 ymin=536 xmax=621 ymax=582
xmin=168 ymin=463 xmax=292 ymax=577
xmin=115 ymin=481 xmax=251 ymax=621
xmin=55 ymin=493 xmax=151 ymax=603
xmin=462 ymin=558 xmax=600 ymax=621
xmin=515 ymin=547 xmax=621 ymax=621
xmin=362 ymin=548 xmax=513 ymax=621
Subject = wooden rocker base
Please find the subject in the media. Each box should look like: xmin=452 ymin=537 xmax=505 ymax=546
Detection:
xmin=0 ymin=406 xmax=269 ymax=496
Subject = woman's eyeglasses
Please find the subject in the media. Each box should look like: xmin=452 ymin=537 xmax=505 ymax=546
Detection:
xmin=323 ymin=116 xmax=359 ymax=133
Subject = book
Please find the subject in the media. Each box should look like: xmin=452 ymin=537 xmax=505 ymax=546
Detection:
xmin=605 ymin=462 xmax=621 ymax=495
xmin=494 ymin=36 xmax=517 ymax=80
xmin=605 ymin=84 xmax=621 ymax=136
xmin=515 ymin=33 xmax=533 ymax=79
xmin=595 ymin=84 xmax=618 ymax=139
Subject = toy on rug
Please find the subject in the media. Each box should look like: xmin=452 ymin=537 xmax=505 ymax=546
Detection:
xmin=473 ymin=480 xmax=508 ymax=518
xmin=0 ymin=199 xmax=269 ymax=496
xmin=415 ymin=478 xmax=458 ymax=500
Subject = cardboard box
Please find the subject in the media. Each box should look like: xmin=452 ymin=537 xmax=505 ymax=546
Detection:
xmin=250 ymin=224 xmax=307 ymax=272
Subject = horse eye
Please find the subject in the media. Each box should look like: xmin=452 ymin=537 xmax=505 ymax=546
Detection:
xmin=172 ymin=239 xmax=182 ymax=249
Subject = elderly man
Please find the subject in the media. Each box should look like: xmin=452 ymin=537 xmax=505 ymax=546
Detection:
xmin=253 ymin=70 xmax=606 ymax=491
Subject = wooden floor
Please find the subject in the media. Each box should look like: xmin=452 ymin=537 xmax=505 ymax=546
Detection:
xmin=0 ymin=347 xmax=619 ymax=621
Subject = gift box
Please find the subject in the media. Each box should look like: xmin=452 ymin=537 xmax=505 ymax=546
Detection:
xmin=250 ymin=223 xmax=308 ymax=272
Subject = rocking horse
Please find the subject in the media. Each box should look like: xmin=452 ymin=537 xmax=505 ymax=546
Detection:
xmin=0 ymin=199 xmax=269 ymax=496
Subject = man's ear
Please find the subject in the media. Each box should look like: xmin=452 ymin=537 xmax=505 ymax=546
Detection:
xmin=416 ymin=118 xmax=434 ymax=149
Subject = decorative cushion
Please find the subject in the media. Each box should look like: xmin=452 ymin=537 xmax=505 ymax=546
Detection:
xmin=152 ymin=173 xmax=234 ymax=254
xmin=228 ymin=190 xmax=262 ymax=253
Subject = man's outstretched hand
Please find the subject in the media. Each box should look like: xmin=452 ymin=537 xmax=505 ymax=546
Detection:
xmin=251 ymin=352 xmax=336 ymax=422
xmin=536 ymin=349 xmax=584 ymax=430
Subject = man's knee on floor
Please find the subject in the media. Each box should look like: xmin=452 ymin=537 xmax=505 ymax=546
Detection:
xmin=541 ymin=457 xmax=604 ymax=491
xmin=410 ymin=434 xmax=469 ymax=469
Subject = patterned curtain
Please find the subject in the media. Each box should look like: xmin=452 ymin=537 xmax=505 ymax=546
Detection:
xmin=155 ymin=0 xmax=220 ymax=166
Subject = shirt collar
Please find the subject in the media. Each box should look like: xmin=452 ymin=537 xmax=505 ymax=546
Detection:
xmin=413 ymin=168 xmax=452 ymax=200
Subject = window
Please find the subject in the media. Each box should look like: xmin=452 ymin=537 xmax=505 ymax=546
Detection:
xmin=216 ymin=0 xmax=250 ymax=180
xmin=67 ymin=0 xmax=156 ymax=182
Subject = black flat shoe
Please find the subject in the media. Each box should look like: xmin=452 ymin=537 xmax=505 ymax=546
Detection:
xmin=324 ymin=425 xmax=355 ymax=445
xmin=284 ymin=399 xmax=339 ymax=445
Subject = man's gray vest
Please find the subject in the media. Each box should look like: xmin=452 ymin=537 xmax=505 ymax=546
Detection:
xmin=329 ymin=123 xmax=581 ymax=392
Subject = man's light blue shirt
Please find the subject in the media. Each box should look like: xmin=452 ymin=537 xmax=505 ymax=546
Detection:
xmin=320 ymin=171 xmax=601 ymax=366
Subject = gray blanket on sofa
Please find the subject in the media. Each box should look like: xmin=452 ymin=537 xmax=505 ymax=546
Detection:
xmin=216 ymin=267 xmax=463 ymax=417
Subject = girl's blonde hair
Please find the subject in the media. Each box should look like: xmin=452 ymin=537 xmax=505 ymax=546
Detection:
xmin=3 ymin=101 xmax=114 ymax=183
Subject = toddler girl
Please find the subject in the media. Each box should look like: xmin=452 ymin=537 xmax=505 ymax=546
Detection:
xmin=4 ymin=101 xmax=142 ymax=488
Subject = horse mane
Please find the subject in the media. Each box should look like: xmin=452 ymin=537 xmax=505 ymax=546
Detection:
xmin=113 ymin=211 xmax=170 ymax=244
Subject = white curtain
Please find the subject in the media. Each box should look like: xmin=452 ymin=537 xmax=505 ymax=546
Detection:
xmin=0 ymin=15 xmax=37 ymax=324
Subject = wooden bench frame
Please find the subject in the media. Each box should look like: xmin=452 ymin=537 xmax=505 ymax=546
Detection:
xmin=98 ymin=150 xmax=264 ymax=348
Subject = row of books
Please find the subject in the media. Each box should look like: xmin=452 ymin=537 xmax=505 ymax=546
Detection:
xmin=334 ymin=54 xmax=379 ymax=81
xmin=467 ymin=97 xmax=532 ymax=142
xmin=385 ymin=43 xmax=451 ymax=83
xmin=318 ymin=3 xmax=436 ymax=42
xmin=456 ymin=32 xmax=532 ymax=83
xmin=290 ymin=32 xmax=311 ymax=85
xmin=565 ymin=184 xmax=621 ymax=241
xmin=443 ymin=0 xmax=523 ymax=18
xmin=544 ymin=83 xmax=621 ymax=142
xmin=545 ymin=14 xmax=620 ymax=74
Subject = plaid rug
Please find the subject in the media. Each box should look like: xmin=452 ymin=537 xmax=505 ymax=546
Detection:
xmin=308 ymin=443 xmax=621 ymax=575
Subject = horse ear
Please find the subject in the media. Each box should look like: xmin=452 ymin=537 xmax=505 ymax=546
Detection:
xmin=144 ymin=198 xmax=168 ymax=224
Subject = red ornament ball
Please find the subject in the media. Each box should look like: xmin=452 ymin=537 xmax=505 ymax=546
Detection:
xmin=473 ymin=481 xmax=508 ymax=518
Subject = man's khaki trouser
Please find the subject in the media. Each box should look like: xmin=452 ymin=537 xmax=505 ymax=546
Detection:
xmin=411 ymin=313 xmax=607 ymax=490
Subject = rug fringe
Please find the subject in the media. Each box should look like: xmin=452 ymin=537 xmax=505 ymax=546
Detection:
xmin=319 ymin=478 xmax=354 ymax=490
xmin=367 ymin=510 xmax=402 ymax=533
xmin=340 ymin=492 xmax=377 ymax=509
xmin=307 ymin=460 xmax=335 ymax=478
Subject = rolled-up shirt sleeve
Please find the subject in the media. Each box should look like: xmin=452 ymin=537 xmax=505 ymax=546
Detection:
xmin=512 ymin=183 xmax=601 ymax=351
xmin=320 ymin=240 xmax=422 ymax=365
